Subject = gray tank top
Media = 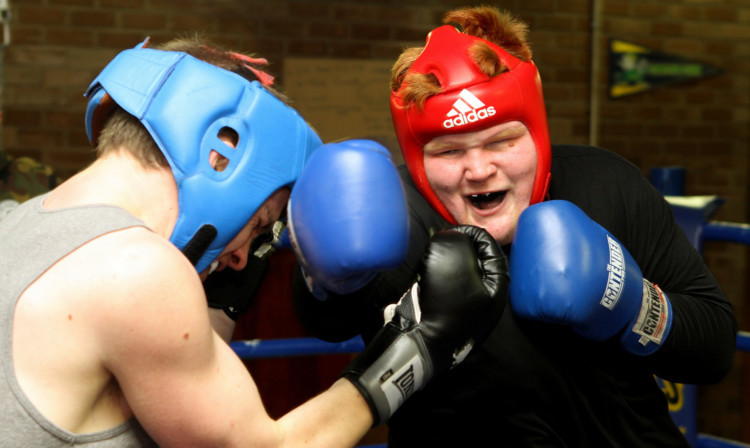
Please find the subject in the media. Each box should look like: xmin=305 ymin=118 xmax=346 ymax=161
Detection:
xmin=0 ymin=195 xmax=158 ymax=447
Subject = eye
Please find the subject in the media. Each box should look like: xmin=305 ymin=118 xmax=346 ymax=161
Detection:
xmin=210 ymin=127 xmax=239 ymax=173
xmin=210 ymin=151 xmax=230 ymax=172
xmin=487 ymin=132 xmax=524 ymax=150
xmin=430 ymin=147 xmax=461 ymax=157
xmin=487 ymin=139 xmax=509 ymax=149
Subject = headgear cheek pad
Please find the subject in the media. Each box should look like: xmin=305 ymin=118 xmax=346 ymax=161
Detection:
xmin=85 ymin=41 xmax=322 ymax=273
xmin=390 ymin=25 xmax=551 ymax=224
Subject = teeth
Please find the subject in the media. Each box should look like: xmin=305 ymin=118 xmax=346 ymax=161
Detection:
xmin=469 ymin=192 xmax=499 ymax=202
xmin=471 ymin=193 xmax=494 ymax=200
xmin=468 ymin=191 xmax=505 ymax=209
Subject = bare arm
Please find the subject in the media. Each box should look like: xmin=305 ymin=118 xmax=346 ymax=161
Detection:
xmin=96 ymin=234 xmax=372 ymax=448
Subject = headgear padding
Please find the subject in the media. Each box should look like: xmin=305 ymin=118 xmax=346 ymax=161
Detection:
xmin=85 ymin=41 xmax=322 ymax=273
xmin=390 ymin=25 xmax=551 ymax=223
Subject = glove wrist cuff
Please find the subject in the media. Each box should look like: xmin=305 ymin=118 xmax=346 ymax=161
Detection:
xmin=620 ymin=280 xmax=673 ymax=356
xmin=342 ymin=328 xmax=431 ymax=426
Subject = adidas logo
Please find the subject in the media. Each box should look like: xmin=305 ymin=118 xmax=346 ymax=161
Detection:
xmin=443 ymin=89 xmax=496 ymax=129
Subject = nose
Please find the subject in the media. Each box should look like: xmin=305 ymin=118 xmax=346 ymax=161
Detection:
xmin=464 ymin=149 xmax=497 ymax=182
xmin=226 ymin=243 xmax=250 ymax=271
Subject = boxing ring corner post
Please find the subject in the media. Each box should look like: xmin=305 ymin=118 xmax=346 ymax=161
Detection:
xmin=650 ymin=166 xmax=750 ymax=448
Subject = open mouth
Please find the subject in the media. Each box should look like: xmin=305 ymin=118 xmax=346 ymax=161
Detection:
xmin=467 ymin=191 xmax=506 ymax=210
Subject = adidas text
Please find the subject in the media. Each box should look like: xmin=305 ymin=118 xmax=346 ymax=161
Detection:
xmin=443 ymin=106 xmax=496 ymax=129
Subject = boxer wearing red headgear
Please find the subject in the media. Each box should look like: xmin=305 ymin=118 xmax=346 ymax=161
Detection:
xmin=292 ymin=5 xmax=735 ymax=448
xmin=391 ymin=13 xmax=550 ymax=244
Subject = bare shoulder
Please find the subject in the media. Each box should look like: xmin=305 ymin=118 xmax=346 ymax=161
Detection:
xmin=83 ymin=227 xmax=203 ymax=308
xmin=21 ymin=224 xmax=214 ymax=369
xmin=75 ymin=227 xmax=212 ymax=352
xmin=13 ymin=225 xmax=214 ymax=434
xmin=73 ymin=229 xmax=270 ymax=445
xmin=19 ymin=225 xmax=206 ymax=329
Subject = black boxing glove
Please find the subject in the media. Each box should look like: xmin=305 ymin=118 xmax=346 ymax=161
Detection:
xmin=341 ymin=225 xmax=508 ymax=425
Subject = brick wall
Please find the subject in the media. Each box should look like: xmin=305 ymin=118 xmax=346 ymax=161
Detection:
xmin=3 ymin=0 xmax=748 ymax=442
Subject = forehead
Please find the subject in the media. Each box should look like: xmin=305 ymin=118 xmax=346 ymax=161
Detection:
xmin=235 ymin=188 xmax=289 ymax=240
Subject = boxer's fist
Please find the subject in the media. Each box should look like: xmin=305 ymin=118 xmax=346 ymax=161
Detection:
xmin=287 ymin=139 xmax=409 ymax=299
xmin=343 ymin=225 xmax=508 ymax=425
xmin=509 ymin=200 xmax=672 ymax=356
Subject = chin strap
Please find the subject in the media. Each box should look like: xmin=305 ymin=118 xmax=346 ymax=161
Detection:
xmin=181 ymin=224 xmax=217 ymax=268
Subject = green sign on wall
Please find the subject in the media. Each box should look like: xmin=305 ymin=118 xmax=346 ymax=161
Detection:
xmin=608 ymin=39 xmax=724 ymax=99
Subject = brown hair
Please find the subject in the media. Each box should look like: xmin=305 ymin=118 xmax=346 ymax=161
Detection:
xmin=95 ymin=35 xmax=280 ymax=168
xmin=391 ymin=6 xmax=532 ymax=112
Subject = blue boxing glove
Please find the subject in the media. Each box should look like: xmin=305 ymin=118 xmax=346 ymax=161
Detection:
xmin=509 ymin=200 xmax=672 ymax=356
xmin=287 ymin=139 xmax=409 ymax=300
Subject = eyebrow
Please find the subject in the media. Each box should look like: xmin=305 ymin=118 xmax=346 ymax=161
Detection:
xmin=484 ymin=125 xmax=527 ymax=142
xmin=423 ymin=141 xmax=456 ymax=154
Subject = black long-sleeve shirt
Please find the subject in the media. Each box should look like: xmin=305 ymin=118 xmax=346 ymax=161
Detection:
xmin=292 ymin=144 xmax=737 ymax=447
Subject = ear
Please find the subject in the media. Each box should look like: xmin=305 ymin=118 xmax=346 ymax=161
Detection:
xmin=208 ymin=150 xmax=229 ymax=172
xmin=209 ymin=127 xmax=239 ymax=172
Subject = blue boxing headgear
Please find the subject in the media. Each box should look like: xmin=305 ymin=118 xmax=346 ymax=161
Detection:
xmin=84 ymin=40 xmax=322 ymax=273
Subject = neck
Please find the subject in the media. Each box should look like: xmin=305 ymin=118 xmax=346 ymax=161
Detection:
xmin=45 ymin=150 xmax=179 ymax=239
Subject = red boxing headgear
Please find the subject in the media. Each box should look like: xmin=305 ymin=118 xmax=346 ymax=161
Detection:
xmin=390 ymin=25 xmax=551 ymax=223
